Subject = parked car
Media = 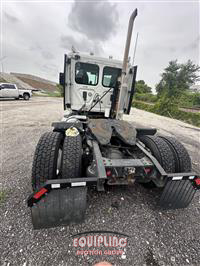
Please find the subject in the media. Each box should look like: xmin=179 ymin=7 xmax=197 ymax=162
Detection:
xmin=0 ymin=83 xmax=32 ymax=100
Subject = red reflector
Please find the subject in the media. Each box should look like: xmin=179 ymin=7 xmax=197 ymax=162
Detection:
xmin=144 ymin=168 xmax=151 ymax=174
xmin=106 ymin=170 xmax=112 ymax=176
xmin=195 ymin=178 xmax=200 ymax=186
xmin=33 ymin=188 xmax=48 ymax=199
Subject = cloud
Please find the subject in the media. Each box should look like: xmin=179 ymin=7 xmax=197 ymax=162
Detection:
xmin=63 ymin=0 xmax=119 ymax=57
xmin=29 ymin=44 xmax=55 ymax=60
xmin=2 ymin=2 xmax=199 ymax=86
xmin=60 ymin=35 xmax=103 ymax=55
xmin=4 ymin=12 xmax=20 ymax=23
xmin=182 ymin=36 xmax=200 ymax=52
xmin=41 ymin=51 xmax=55 ymax=60
xmin=68 ymin=0 xmax=119 ymax=41
xmin=40 ymin=63 xmax=58 ymax=76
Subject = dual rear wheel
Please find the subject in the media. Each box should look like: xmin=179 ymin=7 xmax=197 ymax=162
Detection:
xmin=139 ymin=135 xmax=195 ymax=208
xmin=32 ymin=132 xmax=82 ymax=189
xmin=31 ymin=131 xmax=87 ymax=229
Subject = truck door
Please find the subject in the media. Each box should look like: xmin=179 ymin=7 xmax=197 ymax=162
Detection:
xmin=72 ymin=61 xmax=100 ymax=111
xmin=2 ymin=84 xmax=18 ymax=98
xmin=101 ymin=66 xmax=121 ymax=112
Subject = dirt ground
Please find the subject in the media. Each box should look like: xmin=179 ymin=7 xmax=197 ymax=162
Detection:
xmin=0 ymin=97 xmax=200 ymax=266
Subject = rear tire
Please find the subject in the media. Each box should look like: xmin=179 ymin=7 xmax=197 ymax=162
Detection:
xmin=31 ymin=132 xmax=87 ymax=229
xmin=139 ymin=135 xmax=175 ymax=187
xmin=158 ymin=136 xmax=191 ymax=172
xmin=62 ymin=134 xmax=82 ymax=178
xmin=32 ymin=132 xmax=63 ymax=190
xmin=23 ymin=93 xmax=30 ymax=100
xmin=159 ymin=136 xmax=195 ymax=209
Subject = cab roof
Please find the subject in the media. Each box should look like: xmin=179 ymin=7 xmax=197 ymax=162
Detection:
xmin=67 ymin=52 xmax=123 ymax=69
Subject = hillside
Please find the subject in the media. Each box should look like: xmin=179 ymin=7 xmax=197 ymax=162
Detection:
xmin=11 ymin=73 xmax=57 ymax=92
xmin=0 ymin=72 xmax=57 ymax=93
xmin=0 ymin=72 xmax=34 ymax=90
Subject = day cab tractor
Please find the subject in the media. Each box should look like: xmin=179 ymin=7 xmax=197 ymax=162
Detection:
xmin=27 ymin=9 xmax=200 ymax=229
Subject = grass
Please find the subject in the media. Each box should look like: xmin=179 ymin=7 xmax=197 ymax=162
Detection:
xmin=33 ymin=91 xmax=62 ymax=97
xmin=0 ymin=190 xmax=6 ymax=204
xmin=133 ymin=100 xmax=200 ymax=127
xmin=0 ymin=78 xmax=7 ymax=83
xmin=134 ymin=93 xmax=157 ymax=103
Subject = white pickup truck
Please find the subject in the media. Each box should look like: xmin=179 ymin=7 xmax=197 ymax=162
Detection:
xmin=0 ymin=83 xmax=32 ymax=100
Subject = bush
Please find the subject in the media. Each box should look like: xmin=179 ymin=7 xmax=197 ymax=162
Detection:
xmin=134 ymin=93 xmax=157 ymax=103
xmin=151 ymin=96 xmax=177 ymax=116
xmin=193 ymin=93 xmax=200 ymax=106
xmin=133 ymin=100 xmax=154 ymax=112
xmin=172 ymin=91 xmax=200 ymax=108
xmin=133 ymin=99 xmax=200 ymax=127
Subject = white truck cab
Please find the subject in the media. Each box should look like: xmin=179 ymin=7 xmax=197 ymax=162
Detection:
xmin=60 ymin=52 xmax=137 ymax=119
xmin=0 ymin=83 xmax=32 ymax=100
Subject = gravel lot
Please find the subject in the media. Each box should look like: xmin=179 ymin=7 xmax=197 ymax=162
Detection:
xmin=0 ymin=97 xmax=200 ymax=266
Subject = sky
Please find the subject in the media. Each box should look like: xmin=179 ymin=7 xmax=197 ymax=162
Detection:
xmin=1 ymin=0 xmax=199 ymax=90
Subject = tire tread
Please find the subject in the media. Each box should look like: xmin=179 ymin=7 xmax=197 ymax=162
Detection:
xmin=62 ymin=134 xmax=82 ymax=179
xmin=32 ymin=132 xmax=63 ymax=190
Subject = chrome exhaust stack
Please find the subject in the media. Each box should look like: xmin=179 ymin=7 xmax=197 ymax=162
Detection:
xmin=116 ymin=9 xmax=138 ymax=119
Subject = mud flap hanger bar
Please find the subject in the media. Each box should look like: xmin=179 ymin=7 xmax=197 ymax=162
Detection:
xmin=27 ymin=177 xmax=98 ymax=208
xmin=167 ymin=173 xmax=200 ymax=189
xmin=27 ymin=173 xmax=200 ymax=208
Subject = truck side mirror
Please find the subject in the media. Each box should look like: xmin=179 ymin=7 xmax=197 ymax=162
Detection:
xmin=59 ymin=72 xmax=64 ymax=86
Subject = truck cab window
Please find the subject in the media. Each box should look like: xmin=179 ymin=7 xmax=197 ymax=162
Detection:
xmin=102 ymin=67 xmax=121 ymax=88
xmin=75 ymin=62 xmax=99 ymax=86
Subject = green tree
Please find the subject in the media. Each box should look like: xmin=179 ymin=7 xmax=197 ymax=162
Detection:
xmin=156 ymin=60 xmax=200 ymax=97
xmin=135 ymin=80 xmax=152 ymax=94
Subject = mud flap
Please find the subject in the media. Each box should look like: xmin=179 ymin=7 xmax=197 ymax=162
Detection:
xmin=31 ymin=187 xmax=87 ymax=229
xmin=159 ymin=180 xmax=196 ymax=209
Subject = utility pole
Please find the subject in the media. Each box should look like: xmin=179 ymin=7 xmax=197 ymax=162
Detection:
xmin=0 ymin=56 xmax=6 ymax=72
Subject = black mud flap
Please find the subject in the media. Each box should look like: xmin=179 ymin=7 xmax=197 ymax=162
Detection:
xmin=31 ymin=187 xmax=87 ymax=229
xmin=159 ymin=180 xmax=196 ymax=209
